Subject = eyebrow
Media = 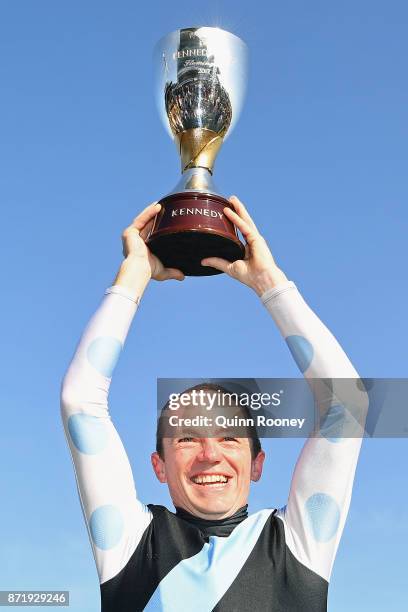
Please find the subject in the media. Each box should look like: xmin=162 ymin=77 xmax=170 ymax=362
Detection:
xmin=173 ymin=428 xmax=245 ymax=440
xmin=173 ymin=429 xmax=203 ymax=439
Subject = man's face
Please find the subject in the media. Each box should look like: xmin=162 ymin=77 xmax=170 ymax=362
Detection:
xmin=151 ymin=395 xmax=265 ymax=520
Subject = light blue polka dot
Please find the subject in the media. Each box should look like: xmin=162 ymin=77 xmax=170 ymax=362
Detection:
xmin=68 ymin=414 xmax=109 ymax=454
xmin=305 ymin=493 xmax=340 ymax=542
xmin=87 ymin=336 xmax=122 ymax=377
xmin=285 ymin=335 xmax=314 ymax=373
xmin=90 ymin=505 xmax=124 ymax=550
xmin=319 ymin=404 xmax=346 ymax=443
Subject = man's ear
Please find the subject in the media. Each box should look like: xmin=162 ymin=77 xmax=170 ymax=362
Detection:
xmin=151 ymin=451 xmax=167 ymax=483
xmin=251 ymin=450 xmax=266 ymax=482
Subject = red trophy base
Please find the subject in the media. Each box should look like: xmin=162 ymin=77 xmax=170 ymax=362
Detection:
xmin=146 ymin=192 xmax=245 ymax=276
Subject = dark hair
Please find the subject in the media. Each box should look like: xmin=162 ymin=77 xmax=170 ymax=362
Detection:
xmin=156 ymin=382 xmax=262 ymax=459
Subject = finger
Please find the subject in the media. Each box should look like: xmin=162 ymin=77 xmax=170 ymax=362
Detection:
xmin=139 ymin=218 xmax=155 ymax=241
xmin=201 ymin=257 xmax=232 ymax=274
xmin=156 ymin=267 xmax=185 ymax=282
xmin=228 ymin=195 xmax=258 ymax=231
xmin=222 ymin=207 xmax=258 ymax=244
xmin=131 ymin=202 xmax=161 ymax=232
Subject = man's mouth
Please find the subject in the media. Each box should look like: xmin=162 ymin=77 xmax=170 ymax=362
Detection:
xmin=190 ymin=474 xmax=231 ymax=486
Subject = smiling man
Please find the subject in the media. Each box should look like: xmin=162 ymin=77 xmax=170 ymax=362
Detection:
xmin=61 ymin=197 xmax=367 ymax=612
xmin=153 ymin=386 xmax=265 ymax=521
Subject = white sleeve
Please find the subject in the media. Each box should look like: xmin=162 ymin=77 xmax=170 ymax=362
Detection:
xmin=60 ymin=286 xmax=153 ymax=585
xmin=262 ymin=281 xmax=368 ymax=581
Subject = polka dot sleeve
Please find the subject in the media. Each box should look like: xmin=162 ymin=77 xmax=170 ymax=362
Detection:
xmin=262 ymin=281 xmax=368 ymax=582
xmin=60 ymin=287 xmax=153 ymax=585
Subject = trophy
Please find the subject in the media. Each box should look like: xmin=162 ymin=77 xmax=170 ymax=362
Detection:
xmin=147 ymin=27 xmax=249 ymax=276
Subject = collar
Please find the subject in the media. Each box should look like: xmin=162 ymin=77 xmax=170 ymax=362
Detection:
xmin=175 ymin=505 xmax=248 ymax=537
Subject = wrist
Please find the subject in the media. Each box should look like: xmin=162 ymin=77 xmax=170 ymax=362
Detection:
xmin=112 ymin=255 xmax=151 ymax=298
xmin=251 ymin=267 xmax=288 ymax=297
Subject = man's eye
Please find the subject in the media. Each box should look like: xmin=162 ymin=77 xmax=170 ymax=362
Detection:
xmin=178 ymin=437 xmax=194 ymax=443
xmin=223 ymin=437 xmax=238 ymax=442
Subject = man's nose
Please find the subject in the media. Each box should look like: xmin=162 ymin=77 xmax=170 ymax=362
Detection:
xmin=197 ymin=438 xmax=221 ymax=462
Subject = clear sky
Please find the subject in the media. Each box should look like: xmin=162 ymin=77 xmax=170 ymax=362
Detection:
xmin=0 ymin=1 xmax=407 ymax=610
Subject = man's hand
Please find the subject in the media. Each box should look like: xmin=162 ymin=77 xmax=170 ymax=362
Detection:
xmin=113 ymin=202 xmax=184 ymax=297
xmin=201 ymin=196 xmax=288 ymax=296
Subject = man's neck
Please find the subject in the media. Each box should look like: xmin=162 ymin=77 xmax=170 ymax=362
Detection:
xmin=175 ymin=505 xmax=248 ymax=537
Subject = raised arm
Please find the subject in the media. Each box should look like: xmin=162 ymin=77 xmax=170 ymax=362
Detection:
xmin=60 ymin=204 xmax=184 ymax=585
xmin=262 ymin=282 xmax=367 ymax=581
xmin=203 ymin=196 xmax=368 ymax=582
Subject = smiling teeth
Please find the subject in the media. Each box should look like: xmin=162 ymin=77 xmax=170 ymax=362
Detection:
xmin=192 ymin=475 xmax=228 ymax=484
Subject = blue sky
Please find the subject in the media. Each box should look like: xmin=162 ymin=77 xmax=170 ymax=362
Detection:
xmin=0 ymin=1 xmax=407 ymax=610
